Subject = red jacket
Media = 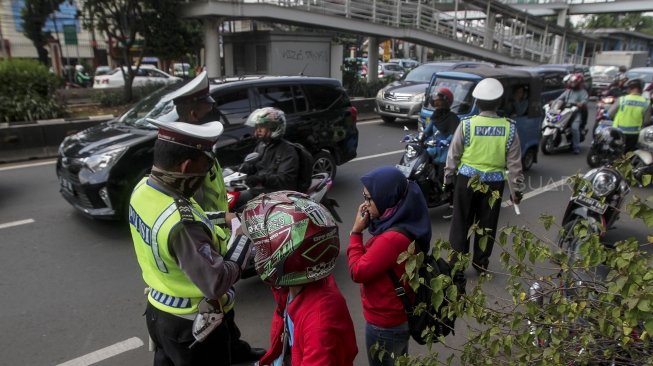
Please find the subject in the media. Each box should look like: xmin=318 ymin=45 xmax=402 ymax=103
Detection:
xmin=347 ymin=231 xmax=413 ymax=328
xmin=259 ymin=276 xmax=358 ymax=366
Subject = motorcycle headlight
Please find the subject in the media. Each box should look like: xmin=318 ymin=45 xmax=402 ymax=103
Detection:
xmin=405 ymin=145 xmax=417 ymax=159
xmin=644 ymin=129 xmax=653 ymax=143
xmin=83 ymin=147 xmax=127 ymax=173
xmin=411 ymin=93 xmax=425 ymax=103
xmin=414 ymin=162 xmax=426 ymax=175
xmin=592 ymin=171 xmax=618 ymax=197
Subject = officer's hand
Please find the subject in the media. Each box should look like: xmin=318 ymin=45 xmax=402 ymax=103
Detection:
xmin=245 ymin=175 xmax=262 ymax=187
xmin=512 ymin=191 xmax=524 ymax=205
xmin=442 ymin=182 xmax=454 ymax=195
xmin=225 ymin=234 xmax=252 ymax=271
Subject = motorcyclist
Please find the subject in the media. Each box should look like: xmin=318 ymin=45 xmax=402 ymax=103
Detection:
xmin=234 ymin=107 xmax=299 ymax=208
xmin=74 ymin=65 xmax=91 ymax=87
xmin=606 ymin=73 xmax=628 ymax=98
xmin=422 ymin=87 xmax=460 ymax=219
xmin=609 ymin=78 xmax=652 ymax=152
xmin=553 ymin=73 xmax=588 ymax=154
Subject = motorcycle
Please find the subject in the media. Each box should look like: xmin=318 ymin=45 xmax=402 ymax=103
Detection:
xmin=631 ymin=125 xmax=653 ymax=185
xmin=586 ymin=126 xmax=625 ymax=168
xmin=592 ymin=94 xmax=615 ymax=138
xmin=540 ymin=100 xmax=586 ymax=155
xmin=558 ymin=166 xmax=629 ymax=253
xmin=395 ymin=127 xmax=449 ymax=208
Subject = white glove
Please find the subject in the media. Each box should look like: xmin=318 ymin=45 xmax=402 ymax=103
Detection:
xmin=190 ymin=298 xmax=224 ymax=347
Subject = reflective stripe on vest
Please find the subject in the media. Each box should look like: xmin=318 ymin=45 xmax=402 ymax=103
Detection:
xmin=459 ymin=115 xmax=513 ymax=182
xmin=130 ymin=177 xmax=219 ymax=314
xmin=613 ymin=95 xmax=650 ymax=134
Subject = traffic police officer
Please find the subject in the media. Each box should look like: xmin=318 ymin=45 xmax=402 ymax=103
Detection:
xmin=609 ymin=78 xmax=652 ymax=152
xmin=162 ymin=70 xmax=266 ymax=363
xmin=130 ymin=117 xmax=252 ymax=366
xmin=443 ymin=78 xmax=524 ymax=278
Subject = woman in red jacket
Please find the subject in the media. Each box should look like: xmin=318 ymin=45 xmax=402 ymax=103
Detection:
xmin=242 ymin=190 xmax=358 ymax=366
xmin=348 ymin=165 xmax=432 ymax=366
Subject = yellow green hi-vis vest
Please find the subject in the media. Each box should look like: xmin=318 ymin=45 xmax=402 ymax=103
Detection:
xmin=129 ymin=177 xmax=229 ymax=315
xmin=459 ymin=115 xmax=515 ymax=182
xmin=613 ymin=94 xmax=650 ymax=134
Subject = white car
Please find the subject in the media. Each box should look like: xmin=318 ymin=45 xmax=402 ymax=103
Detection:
xmin=93 ymin=65 xmax=182 ymax=89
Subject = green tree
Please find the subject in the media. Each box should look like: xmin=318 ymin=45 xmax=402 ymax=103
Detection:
xmin=582 ymin=14 xmax=653 ymax=35
xmin=389 ymin=159 xmax=653 ymax=365
xmin=21 ymin=0 xmax=65 ymax=65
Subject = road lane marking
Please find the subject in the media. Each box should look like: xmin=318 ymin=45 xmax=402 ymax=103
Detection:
xmin=0 ymin=219 xmax=35 ymax=229
xmin=0 ymin=159 xmax=56 ymax=172
xmin=56 ymin=337 xmax=144 ymax=366
xmin=356 ymin=119 xmax=382 ymax=125
xmin=502 ymin=176 xmax=570 ymax=208
xmin=350 ymin=150 xmax=404 ymax=162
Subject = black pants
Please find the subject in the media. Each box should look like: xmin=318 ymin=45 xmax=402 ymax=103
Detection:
xmin=449 ymin=175 xmax=505 ymax=272
xmin=145 ymin=302 xmax=231 ymax=366
xmin=225 ymin=308 xmax=256 ymax=362
xmin=624 ymin=134 xmax=639 ymax=153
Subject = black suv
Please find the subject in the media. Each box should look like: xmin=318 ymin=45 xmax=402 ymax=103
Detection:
xmin=56 ymin=76 xmax=359 ymax=219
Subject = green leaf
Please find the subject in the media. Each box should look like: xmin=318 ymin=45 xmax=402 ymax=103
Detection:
xmin=642 ymin=174 xmax=652 ymax=187
xmin=638 ymin=299 xmax=651 ymax=312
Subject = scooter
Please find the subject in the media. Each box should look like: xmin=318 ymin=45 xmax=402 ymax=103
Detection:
xmin=395 ymin=127 xmax=449 ymax=208
xmin=586 ymin=126 xmax=625 ymax=168
xmin=592 ymin=94 xmax=615 ymax=138
xmin=540 ymin=100 xmax=585 ymax=155
xmin=631 ymin=125 xmax=653 ymax=185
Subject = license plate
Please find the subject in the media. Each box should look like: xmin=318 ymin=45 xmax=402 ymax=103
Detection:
xmin=60 ymin=177 xmax=74 ymax=193
xmin=385 ymin=104 xmax=399 ymax=112
xmin=574 ymin=195 xmax=607 ymax=214
xmin=395 ymin=164 xmax=411 ymax=177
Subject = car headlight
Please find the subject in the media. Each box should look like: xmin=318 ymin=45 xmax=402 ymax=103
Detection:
xmin=592 ymin=171 xmax=618 ymax=197
xmin=405 ymin=145 xmax=417 ymax=159
xmin=376 ymin=88 xmax=385 ymax=99
xmin=83 ymin=147 xmax=127 ymax=173
xmin=411 ymin=93 xmax=424 ymax=103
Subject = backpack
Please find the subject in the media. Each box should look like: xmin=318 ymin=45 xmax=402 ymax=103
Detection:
xmin=288 ymin=142 xmax=314 ymax=193
xmin=387 ymin=228 xmax=464 ymax=345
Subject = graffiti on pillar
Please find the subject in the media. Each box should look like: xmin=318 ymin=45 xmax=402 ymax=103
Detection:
xmin=281 ymin=49 xmax=328 ymax=63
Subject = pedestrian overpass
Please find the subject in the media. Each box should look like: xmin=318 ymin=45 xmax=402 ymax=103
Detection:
xmin=183 ymin=0 xmax=598 ymax=77
xmin=500 ymin=0 xmax=653 ymax=16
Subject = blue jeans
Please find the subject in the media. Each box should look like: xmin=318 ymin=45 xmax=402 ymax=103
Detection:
xmin=365 ymin=322 xmax=409 ymax=366
xmin=571 ymin=113 xmax=582 ymax=151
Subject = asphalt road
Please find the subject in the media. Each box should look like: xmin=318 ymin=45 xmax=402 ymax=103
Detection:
xmin=0 ymin=113 xmax=650 ymax=366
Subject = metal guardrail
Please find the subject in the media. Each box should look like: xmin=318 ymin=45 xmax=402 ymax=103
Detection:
xmin=190 ymin=0 xmax=591 ymax=64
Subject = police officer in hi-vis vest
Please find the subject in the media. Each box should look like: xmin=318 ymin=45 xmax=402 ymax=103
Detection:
xmin=129 ymin=116 xmax=252 ymax=365
xmin=608 ymin=78 xmax=652 ymax=152
xmin=443 ymin=78 xmax=524 ymax=278
xmin=166 ymin=71 xmax=266 ymax=363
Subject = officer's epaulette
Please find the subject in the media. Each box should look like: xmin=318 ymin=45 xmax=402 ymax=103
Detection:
xmin=175 ymin=197 xmax=196 ymax=222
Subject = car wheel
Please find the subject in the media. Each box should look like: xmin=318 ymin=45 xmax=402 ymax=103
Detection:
xmin=312 ymin=151 xmax=337 ymax=180
xmin=522 ymin=148 xmax=536 ymax=171
xmin=381 ymin=116 xmax=396 ymax=124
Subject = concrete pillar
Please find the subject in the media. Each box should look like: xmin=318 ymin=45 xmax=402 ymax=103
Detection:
xmin=552 ymin=8 xmax=567 ymax=64
xmin=484 ymin=12 xmax=496 ymax=50
xmin=204 ymin=17 xmax=221 ymax=78
xmin=367 ymin=37 xmax=379 ymax=82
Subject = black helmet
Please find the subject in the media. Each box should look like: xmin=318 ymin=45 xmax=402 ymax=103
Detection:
xmin=598 ymin=127 xmax=625 ymax=150
xmin=626 ymin=78 xmax=643 ymax=91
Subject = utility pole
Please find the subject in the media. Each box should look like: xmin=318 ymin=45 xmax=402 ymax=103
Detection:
xmin=0 ymin=12 xmax=6 ymax=59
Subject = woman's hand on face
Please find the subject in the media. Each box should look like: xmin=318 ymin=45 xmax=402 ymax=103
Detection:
xmin=352 ymin=202 xmax=369 ymax=233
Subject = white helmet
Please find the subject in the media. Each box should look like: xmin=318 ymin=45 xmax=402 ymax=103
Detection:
xmin=75 ymin=65 xmax=84 ymax=72
xmin=472 ymin=78 xmax=504 ymax=101
xmin=245 ymin=107 xmax=286 ymax=140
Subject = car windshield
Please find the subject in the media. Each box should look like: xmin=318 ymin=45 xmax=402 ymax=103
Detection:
xmin=590 ymin=66 xmax=619 ymax=78
xmin=118 ymin=83 xmax=187 ymax=128
xmin=425 ymin=77 xmax=476 ymax=114
xmin=626 ymin=70 xmax=653 ymax=83
xmin=405 ymin=65 xmax=450 ymax=82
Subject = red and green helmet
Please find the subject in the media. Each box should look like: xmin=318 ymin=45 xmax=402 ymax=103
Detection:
xmin=241 ymin=191 xmax=340 ymax=286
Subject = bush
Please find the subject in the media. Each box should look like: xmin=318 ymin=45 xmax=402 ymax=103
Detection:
xmin=0 ymin=59 xmax=64 ymax=122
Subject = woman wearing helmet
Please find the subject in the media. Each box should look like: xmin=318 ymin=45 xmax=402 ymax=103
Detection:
xmin=348 ymin=165 xmax=431 ymax=366
xmin=242 ymin=191 xmax=358 ymax=366
xmin=553 ymin=72 xmax=589 ymax=154
xmin=236 ymin=107 xmax=300 ymax=208
xmin=422 ymin=87 xmax=460 ymax=219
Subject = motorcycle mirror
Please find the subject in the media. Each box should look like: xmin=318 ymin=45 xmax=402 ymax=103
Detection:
xmin=244 ymin=152 xmax=260 ymax=163
xmin=403 ymin=126 xmax=409 ymax=131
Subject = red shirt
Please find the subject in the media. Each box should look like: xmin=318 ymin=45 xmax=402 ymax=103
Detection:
xmin=347 ymin=231 xmax=413 ymax=328
xmin=259 ymin=276 xmax=358 ymax=366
